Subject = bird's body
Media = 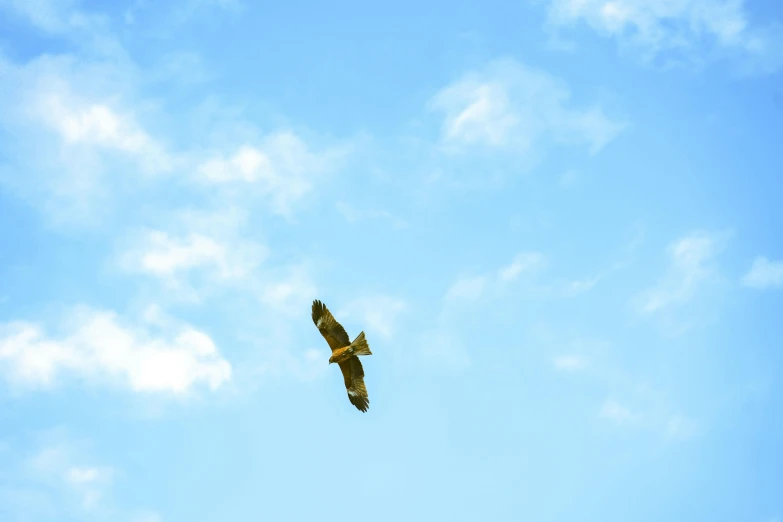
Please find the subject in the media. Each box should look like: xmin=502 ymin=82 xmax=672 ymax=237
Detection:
xmin=311 ymin=299 xmax=372 ymax=412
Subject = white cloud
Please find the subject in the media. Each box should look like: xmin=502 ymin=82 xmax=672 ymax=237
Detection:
xmin=741 ymin=256 xmax=783 ymax=289
xmin=444 ymin=275 xmax=488 ymax=305
xmin=0 ymin=308 xmax=231 ymax=394
xmin=429 ymin=58 xmax=626 ymax=154
xmin=599 ymin=399 xmax=640 ymax=424
xmin=116 ymin=207 xmax=321 ymax=318
xmin=251 ymin=346 xmax=330 ymax=382
xmin=131 ymin=512 xmax=164 ymax=522
xmin=666 ymin=414 xmax=700 ymax=441
xmin=27 ymin=443 xmax=113 ymax=511
xmin=636 ymin=230 xmax=729 ymax=314
xmin=0 ymin=0 xmax=108 ymax=37
xmin=120 ymin=229 xmax=266 ymax=284
xmin=1 ymin=28 xmax=352 ymax=227
xmin=444 ymin=252 xmax=547 ymax=308
xmin=8 ymin=430 xmax=160 ymax=519
xmin=0 ymin=50 xmax=175 ymax=225
xmin=338 ymin=295 xmax=408 ymax=340
xmin=559 ymin=169 xmax=580 ymax=188
xmin=553 ymin=354 xmax=587 ymax=371
xmin=115 ymin=205 xmax=272 ymax=302
xmin=424 ymin=251 xmax=552 ymax=369
xmin=33 ymin=95 xmax=171 ymax=172
xmin=441 ymin=251 xmax=598 ymax=318
xmin=335 ymin=201 xmax=408 ymax=230
xmin=545 ymin=0 xmax=783 ymax=74
xmin=196 ymin=131 xmax=349 ymax=216
xmin=419 ymin=329 xmax=471 ymax=369
xmin=66 ymin=466 xmax=104 ymax=486
xmin=259 ymin=264 xmax=319 ymax=316
xmin=498 ymin=252 xmax=547 ymax=283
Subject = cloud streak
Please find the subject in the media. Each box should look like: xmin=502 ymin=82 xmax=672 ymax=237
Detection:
xmin=545 ymin=0 xmax=783 ymax=74
xmin=741 ymin=256 xmax=783 ymax=289
xmin=635 ymin=230 xmax=730 ymax=314
xmin=429 ymin=58 xmax=626 ymax=154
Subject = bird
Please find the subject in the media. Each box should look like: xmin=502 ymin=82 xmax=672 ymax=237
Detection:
xmin=311 ymin=299 xmax=372 ymax=412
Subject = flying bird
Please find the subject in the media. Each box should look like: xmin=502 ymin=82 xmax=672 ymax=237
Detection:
xmin=311 ymin=299 xmax=372 ymax=412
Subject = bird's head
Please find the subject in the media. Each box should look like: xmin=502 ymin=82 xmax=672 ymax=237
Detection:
xmin=328 ymin=354 xmax=336 ymax=364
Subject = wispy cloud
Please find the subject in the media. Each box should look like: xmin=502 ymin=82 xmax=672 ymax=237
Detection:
xmin=741 ymin=256 xmax=783 ymax=289
xmin=497 ymin=252 xmax=547 ymax=283
xmin=419 ymin=329 xmax=471 ymax=370
xmin=27 ymin=444 xmax=113 ymax=511
xmin=0 ymin=0 xmax=109 ymax=39
xmin=0 ymin=51 xmax=165 ymax=224
xmin=3 ymin=428 xmax=160 ymax=520
xmin=0 ymin=307 xmax=231 ymax=394
xmin=545 ymin=0 xmax=783 ymax=74
xmin=634 ymin=230 xmax=730 ymax=314
xmin=335 ymin=201 xmax=408 ymax=230
xmin=338 ymin=295 xmax=408 ymax=340
xmin=0 ymin=4 xmax=354 ymax=228
xmin=553 ymin=354 xmax=588 ymax=372
xmin=440 ymin=251 xmax=600 ymax=321
xmin=443 ymin=274 xmax=489 ymax=306
xmin=116 ymin=207 xmax=268 ymax=301
xmin=666 ymin=414 xmax=700 ymax=441
xmin=195 ymin=131 xmax=350 ymax=216
xmin=258 ymin=263 xmax=319 ymax=316
xmin=599 ymin=398 xmax=640 ymax=424
xmin=429 ymin=58 xmax=626 ymax=154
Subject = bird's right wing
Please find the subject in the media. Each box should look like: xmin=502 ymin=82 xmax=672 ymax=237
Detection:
xmin=338 ymin=357 xmax=369 ymax=412
xmin=311 ymin=299 xmax=350 ymax=351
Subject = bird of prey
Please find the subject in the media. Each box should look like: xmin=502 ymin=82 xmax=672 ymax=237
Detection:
xmin=311 ymin=299 xmax=372 ymax=412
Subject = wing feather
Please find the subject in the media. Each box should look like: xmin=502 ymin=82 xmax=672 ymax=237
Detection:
xmin=338 ymin=356 xmax=369 ymax=412
xmin=311 ymin=299 xmax=350 ymax=351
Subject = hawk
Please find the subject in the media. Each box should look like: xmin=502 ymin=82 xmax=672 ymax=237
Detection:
xmin=311 ymin=299 xmax=372 ymax=412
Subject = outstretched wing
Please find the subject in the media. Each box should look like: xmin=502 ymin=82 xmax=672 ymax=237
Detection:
xmin=338 ymin=357 xmax=369 ymax=412
xmin=312 ymin=299 xmax=350 ymax=351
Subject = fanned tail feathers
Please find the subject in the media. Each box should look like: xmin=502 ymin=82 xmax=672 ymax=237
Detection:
xmin=349 ymin=331 xmax=372 ymax=357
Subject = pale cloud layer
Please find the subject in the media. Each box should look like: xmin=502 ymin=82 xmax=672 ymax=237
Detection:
xmin=3 ymin=429 xmax=162 ymax=520
xmin=338 ymin=295 xmax=408 ymax=340
xmin=426 ymin=250 xmax=594 ymax=368
xmin=419 ymin=329 xmax=471 ymax=370
xmin=498 ymin=252 xmax=548 ymax=283
xmin=0 ymin=308 xmax=231 ymax=394
xmin=635 ymin=230 xmax=729 ymax=314
xmin=0 ymin=47 xmax=353 ymax=226
xmin=599 ymin=398 xmax=640 ymax=424
xmin=443 ymin=251 xmax=547 ymax=309
xmin=196 ymin=131 xmax=350 ymax=216
xmin=0 ymin=0 xmax=108 ymax=37
xmin=444 ymin=275 xmax=489 ymax=305
xmin=741 ymin=256 xmax=783 ymax=289
xmin=666 ymin=414 xmax=700 ymax=441
xmin=118 ymin=212 xmax=268 ymax=302
xmin=545 ymin=0 xmax=783 ymax=74
xmin=27 ymin=444 xmax=113 ymax=511
xmin=335 ymin=201 xmax=409 ymax=230
xmin=553 ymin=354 xmax=588 ymax=371
xmin=0 ymin=52 xmax=165 ymax=223
xmin=429 ymin=58 xmax=626 ymax=154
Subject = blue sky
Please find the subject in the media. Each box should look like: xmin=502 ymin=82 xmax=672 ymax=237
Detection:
xmin=1 ymin=0 xmax=782 ymax=520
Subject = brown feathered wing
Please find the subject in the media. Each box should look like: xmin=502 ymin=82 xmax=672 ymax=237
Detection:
xmin=311 ymin=299 xmax=370 ymax=412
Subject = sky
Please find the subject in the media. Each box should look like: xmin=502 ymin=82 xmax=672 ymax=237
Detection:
xmin=0 ymin=0 xmax=782 ymax=520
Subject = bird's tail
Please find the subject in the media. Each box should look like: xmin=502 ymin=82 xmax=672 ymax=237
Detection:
xmin=349 ymin=331 xmax=372 ymax=357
